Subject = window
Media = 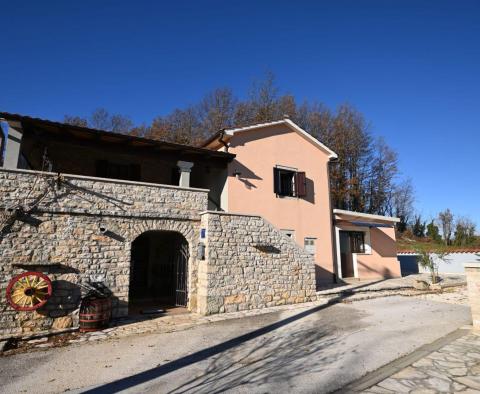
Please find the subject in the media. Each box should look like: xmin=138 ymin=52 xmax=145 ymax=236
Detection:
xmin=349 ymin=231 xmax=366 ymax=253
xmin=96 ymin=160 xmax=141 ymax=181
xmin=281 ymin=229 xmax=295 ymax=240
xmin=304 ymin=237 xmax=316 ymax=254
xmin=273 ymin=167 xmax=306 ymax=197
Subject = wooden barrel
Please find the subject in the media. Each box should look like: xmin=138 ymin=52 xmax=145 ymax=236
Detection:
xmin=79 ymin=296 xmax=112 ymax=332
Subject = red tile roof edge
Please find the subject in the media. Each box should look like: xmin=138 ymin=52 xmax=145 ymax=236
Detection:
xmin=398 ymin=249 xmax=480 ymax=254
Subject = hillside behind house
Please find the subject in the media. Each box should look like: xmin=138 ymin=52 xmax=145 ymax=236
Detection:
xmin=397 ymin=232 xmax=480 ymax=253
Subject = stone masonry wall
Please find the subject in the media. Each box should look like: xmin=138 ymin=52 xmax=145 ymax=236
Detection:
xmin=0 ymin=168 xmax=206 ymax=336
xmin=198 ymin=212 xmax=317 ymax=314
xmin=465 ymin=263 xmax=480 ymax=329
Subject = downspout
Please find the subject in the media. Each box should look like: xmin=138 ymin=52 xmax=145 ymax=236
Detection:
xmin=328 ymin=156 xmax=340 ymax=283
xmin=217 ymin=129 xmax=229 ymax=212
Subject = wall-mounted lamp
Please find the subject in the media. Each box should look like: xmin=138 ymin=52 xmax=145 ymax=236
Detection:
xmin=98 ymin=226 xmax=125 ymax=242
xmin=233 ymin=169 xmax=242 ymax=179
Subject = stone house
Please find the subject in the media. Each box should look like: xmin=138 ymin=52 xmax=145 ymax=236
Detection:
xmin=0 ymin=113 xmax=399 ymax=336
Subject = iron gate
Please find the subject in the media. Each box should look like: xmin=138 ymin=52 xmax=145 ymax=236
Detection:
xmin=175 ymin=239 xmax=189 ymax=307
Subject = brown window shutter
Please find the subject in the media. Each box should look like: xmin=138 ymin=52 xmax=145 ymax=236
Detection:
xmin=295 ymin=171 xmax=307 ymax=197
xmin=273 ymin=167 xmax=280 ymax=194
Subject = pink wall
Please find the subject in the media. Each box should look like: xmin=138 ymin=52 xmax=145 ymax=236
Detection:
xmin=225 ymin=124 xmax=336 ymax=283
xmin=336 ymin=221 xmax=401 ymax=279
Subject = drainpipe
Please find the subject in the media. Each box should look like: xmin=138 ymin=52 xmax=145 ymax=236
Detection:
xmin=328 ymin=156 xmax=340 ymax=283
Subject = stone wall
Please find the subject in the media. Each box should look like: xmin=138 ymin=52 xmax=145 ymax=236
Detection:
xmin=0 ymin=168 xmax=206 ymax=336
xmin=0 ymin=168 xmax=319 ymax=336
xmin=465 ymin=263 xmax=480 ymax=329
xmin=198 ymin=212 xmax=317 ymax=314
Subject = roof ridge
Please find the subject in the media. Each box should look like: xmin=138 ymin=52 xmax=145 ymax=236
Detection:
xmin=202 ymin=118 xmax=338 ymax=159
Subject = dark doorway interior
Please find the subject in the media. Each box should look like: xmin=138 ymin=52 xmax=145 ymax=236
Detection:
xmin=339 ymin=231 xmax=357 ymax=278
xmin=339 ymin=230 xmax=366 ymax=278
xmin=129 ymin=231 xmax=189 ymax=314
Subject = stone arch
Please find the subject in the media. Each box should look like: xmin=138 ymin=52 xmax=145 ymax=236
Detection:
xmin=125 ymin=219 xmax=197 ymax=245
xmin=124 ymin=218 xmax=199 ymax=314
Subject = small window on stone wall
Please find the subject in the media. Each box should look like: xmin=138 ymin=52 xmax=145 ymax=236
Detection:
xmin=281 ymin=229 xmax=296 ymax=240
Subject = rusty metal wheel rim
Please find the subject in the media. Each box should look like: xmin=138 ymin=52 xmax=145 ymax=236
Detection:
xmin=6 ymin=271 xmax=52 ymax=311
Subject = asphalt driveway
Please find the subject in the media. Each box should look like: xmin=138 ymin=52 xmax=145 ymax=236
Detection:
xmin=1 ymin=296 xmax=471 ymax=394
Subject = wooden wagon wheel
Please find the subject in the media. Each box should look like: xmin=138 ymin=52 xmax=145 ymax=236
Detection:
xmin=6 ymin=272 xmax=52 ymax=311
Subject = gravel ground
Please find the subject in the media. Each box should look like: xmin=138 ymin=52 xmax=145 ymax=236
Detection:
xmin=316 ymin=274 xmax=466 ymax=296
xmin=412 ymin=286 xmax=469 ymax=306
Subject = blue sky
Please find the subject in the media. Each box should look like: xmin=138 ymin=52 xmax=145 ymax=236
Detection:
xmin=1 ymin=1 xmax=479 ymax=227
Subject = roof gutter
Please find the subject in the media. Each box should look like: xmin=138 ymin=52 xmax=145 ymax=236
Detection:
xmin=333 ymin=208 xmax=400 ymax=223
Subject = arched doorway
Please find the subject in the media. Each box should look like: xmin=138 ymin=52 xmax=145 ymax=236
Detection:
xmin=129 ymin=231 xmax=189 ymax=314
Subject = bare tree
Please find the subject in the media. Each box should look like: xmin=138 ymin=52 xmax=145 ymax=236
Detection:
xmin=89 ymin=108 xmax=111 ymax=131
xmin=438 ymin=209 xmax=454 ymax=245
xmin=63 ymin=115 xmax=88 ymax=127
xmin=198 ymin=88 xmax=237 ymax=133
xmin=454 ymin=217 xmax=476 ymax=246
xmin=251 ymin=70 xmax=279 ymax=122
xmin=295 ymin=102 xmax=332 ymax=142
xmin=276 ymin=94 xmax=297 ymax=119
xmin=110 ymin=114 xmax=134 ymax=133
xmin=365 ymin=137 xmax=398 ymax=215
xmin=88 ymin=108 xmax=133 ymax=133
xmin=234 ymin=71 xmax=279 ymax=126
xmin=390 ymin=178 xmax=415 ymax=232
xmin=64 ymin=110 xmax=133 ymax=133
xmin=149 ymin=107 xmax=201 ymax=145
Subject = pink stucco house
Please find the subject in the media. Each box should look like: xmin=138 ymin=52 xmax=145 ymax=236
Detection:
xmin=203 ymin=118 xmax=401 ymax=283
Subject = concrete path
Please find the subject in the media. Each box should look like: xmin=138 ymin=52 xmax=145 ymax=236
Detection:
xmin=0 ymin=296 xmax=471 ymax=394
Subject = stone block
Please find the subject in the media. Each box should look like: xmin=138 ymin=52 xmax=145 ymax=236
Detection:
xmin=52 ymin=316 xmax=73 ymax=329
xmin=225 ymin=304 xmax=238 ymax=313
xmin=224 ymin=294 xmax=246 ymax=305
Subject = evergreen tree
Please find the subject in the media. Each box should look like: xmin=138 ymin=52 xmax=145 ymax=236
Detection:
xmin=412 ymin=215 xmax=426 ymax=237
xmin=426 ymin=220 xmax=442 ymax=242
